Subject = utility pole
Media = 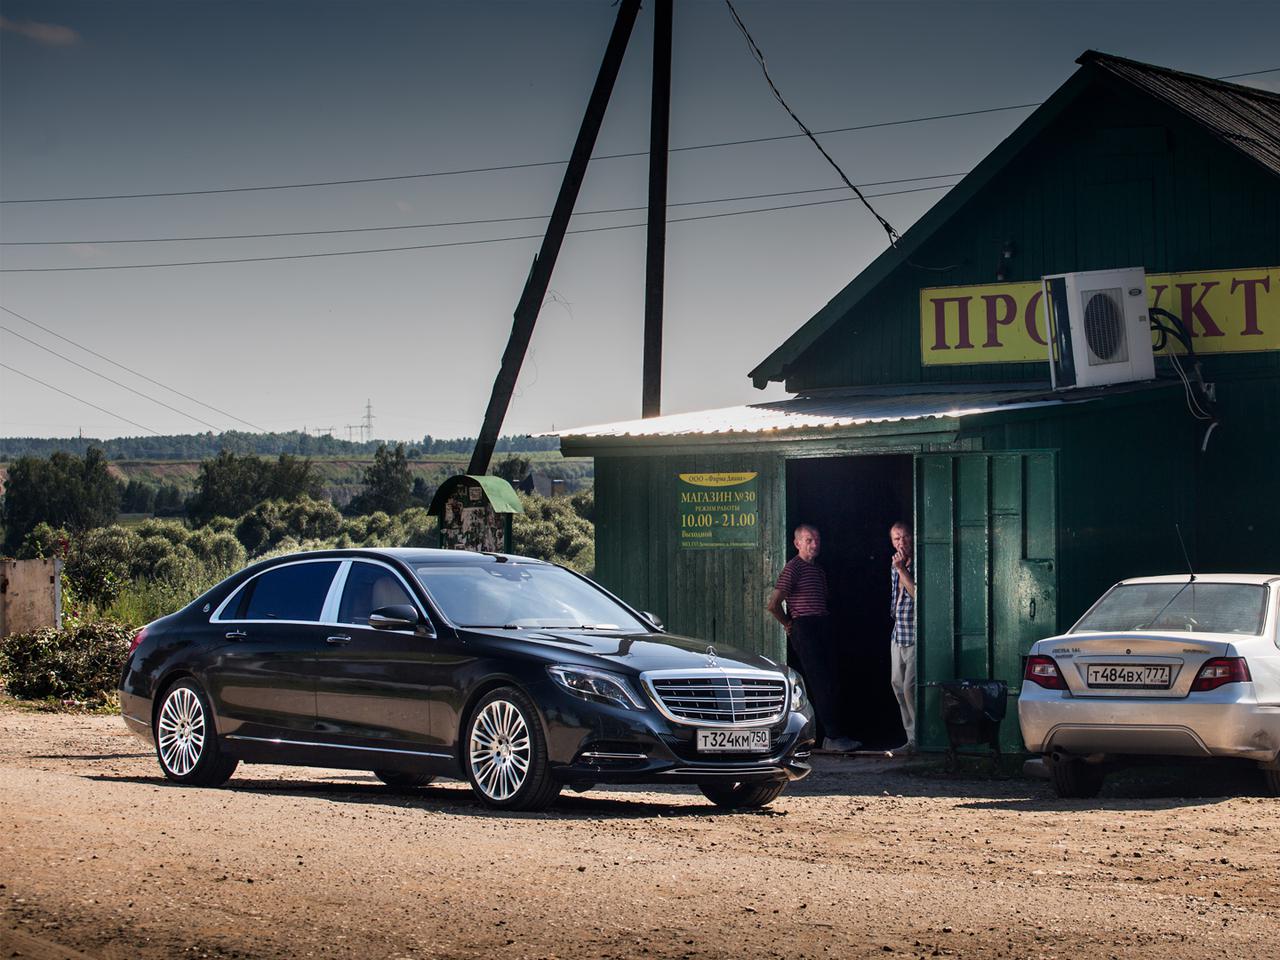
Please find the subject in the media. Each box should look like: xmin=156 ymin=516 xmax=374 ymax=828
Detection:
xmin=467 ymin=0 xmax=641 ymax=477
xmin=642 ymin=0 xmax=672 ymax=419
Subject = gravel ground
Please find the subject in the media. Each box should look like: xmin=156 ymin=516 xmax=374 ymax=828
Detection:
xmin=2 ymin=705 xmax=1279 ymax=960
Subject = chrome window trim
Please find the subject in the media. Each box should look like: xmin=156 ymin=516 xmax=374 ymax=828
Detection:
xmin=320 ymin=560 xmax=352 ymax=623
xmin=210 ymin=557 xmax=343 ymax=624
xmin=209 ymin=555 xmax=436 ymax=637
xmin=337 ymin=558 xmax=432 ymax=637
xmin=640 ymin=668 xmax=791 ymax=728
xmin=225 ymin=734 xmax=452 ymax=759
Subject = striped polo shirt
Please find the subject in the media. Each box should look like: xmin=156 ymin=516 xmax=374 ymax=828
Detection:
xmin=775 ymin=556 xmax=829 ymax=617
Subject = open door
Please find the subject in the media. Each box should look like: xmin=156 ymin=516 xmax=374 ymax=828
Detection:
xmin=916 ymin=452 xmax=1058 ymax=751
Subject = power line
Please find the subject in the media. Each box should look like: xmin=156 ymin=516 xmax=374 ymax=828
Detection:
xmin=0 ymin=182 xmax=956 ymax=273
xmin=0 ymin=305 xmax=268 ymax=431
xmin=0 ymin=109 xmax=1026 ymax=204
xmin=0 ymin=362 xmax=161 ymax=435
xmin=0 ymin=323 xmax=227 ymax=430
xmin=724 ymin=0 xmax=899 ymax=245
xmin=1 ymin=173 xmax=966 ymax=246
xmin=2 ymin=66 xmax=1275 ymax=206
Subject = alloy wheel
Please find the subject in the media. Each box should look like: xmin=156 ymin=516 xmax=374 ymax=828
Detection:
xmin=158 ymin=685 xmax=206 ymax=777
xmin=468 ymin=699 xmax=531 ymax=801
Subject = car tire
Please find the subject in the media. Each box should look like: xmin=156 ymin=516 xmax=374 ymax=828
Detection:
xmin=1049 ymin=757 xmax=1104 ymax=799
xmin=1262 ymin=766 xmax=1280 ymax=797
xmin=464 ymin=686 xmax=561 ymax=812
xmin=154 ymin=678 xmax=237 ymax=787
xmin=372 ymin=770 xmax=435 ymax=788
xmin=698 ymin=780 xmax=788 ymax=809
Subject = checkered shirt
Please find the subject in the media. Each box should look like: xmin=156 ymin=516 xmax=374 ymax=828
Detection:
xmin=890 ymin=562 xmax=916 ymax=647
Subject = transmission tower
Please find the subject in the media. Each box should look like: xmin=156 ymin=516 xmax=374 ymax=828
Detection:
xmin=362 ymin=400 xmax=375 ymax=443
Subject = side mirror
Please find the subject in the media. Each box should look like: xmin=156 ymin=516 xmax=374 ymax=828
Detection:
xmin=642 ymin=611 xmax=664 ymax=631
xmin=369 ymin=604 xmax=423 ymax=631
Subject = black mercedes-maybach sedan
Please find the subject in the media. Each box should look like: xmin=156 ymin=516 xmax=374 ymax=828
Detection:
xmin=120 ymin=548 xmax=815 ymax=811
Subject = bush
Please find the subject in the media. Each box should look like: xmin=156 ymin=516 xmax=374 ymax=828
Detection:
xmin=512 ymin=494 xmax=595 ymax=574
xmin=0 ymin=620 xmax=134 ymax=706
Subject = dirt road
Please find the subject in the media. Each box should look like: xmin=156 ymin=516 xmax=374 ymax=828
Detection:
xmin=3 ymin=706 xmax=1278 ymax=959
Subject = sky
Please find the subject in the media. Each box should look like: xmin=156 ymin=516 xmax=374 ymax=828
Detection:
xmin=2 ymin=0 xmax=1278 ymax=443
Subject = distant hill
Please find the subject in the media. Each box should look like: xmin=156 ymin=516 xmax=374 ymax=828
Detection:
xmin=0 ymin=430 xmax=562 ymax=461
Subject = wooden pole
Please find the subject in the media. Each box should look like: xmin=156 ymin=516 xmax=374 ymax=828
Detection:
xmin=468 ymin=0 xmax=642 ymax=476
xmin=642 ymin=0 xmax=673 ymax=419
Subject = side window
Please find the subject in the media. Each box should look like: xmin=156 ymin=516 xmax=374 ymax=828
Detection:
xmin=339 ymin=562 xmax=415 ymax=626
xmin=241 ymin=562 xmax=340 ymax=622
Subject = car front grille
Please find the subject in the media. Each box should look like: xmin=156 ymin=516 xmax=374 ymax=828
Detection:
xmin=644 ymin=672 xmax=788 ymax=726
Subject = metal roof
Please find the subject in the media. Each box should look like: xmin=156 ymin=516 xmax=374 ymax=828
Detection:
xmin=555 ymin=388 xmax=1085 ymax=444
xmin=1080 ymin=51 xmax=1280 ymax=179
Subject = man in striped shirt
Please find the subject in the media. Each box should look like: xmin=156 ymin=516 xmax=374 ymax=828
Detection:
xmin=767 ymin=524 xmax=861 ymax=753
xmin=889 ymin=521 xmax=917 ymax=754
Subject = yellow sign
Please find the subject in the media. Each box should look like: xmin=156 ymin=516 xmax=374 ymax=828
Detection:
xmin=678 ymin=472 xmax=759 ymax=549
xmin=677 ymin=472 xmax=757 ymax=487
xmin=920 ymin=266 xmax=1279 ymax=366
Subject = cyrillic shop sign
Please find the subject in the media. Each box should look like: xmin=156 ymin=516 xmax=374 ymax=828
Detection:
xmin=677 ymin=472 xmax=759 ymax=549
xmin=920 ymin=266 xmax=1278 ymax=366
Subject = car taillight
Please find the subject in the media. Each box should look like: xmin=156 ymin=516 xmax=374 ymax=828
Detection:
xmin=1024 ymin=654 xmax=1066 ymax=690
xmin=1190 ymin=657 xmax=1251 ymax=692
xmin=128 ymin=626 xmax=149 ymax=656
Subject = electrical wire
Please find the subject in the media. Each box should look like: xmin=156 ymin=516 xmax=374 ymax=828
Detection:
xmin=723 ymin=0 xmax=900 ymax=245
xmin=0 ymin=304 xmax=268 ymax=431
xmin=0 ymin=323 xmax=226 ymax=430
xmin=0 ymin=110 xmax=1025 ymax=205
xmin=0 ymin=182 xmax=956 ymax=273
xmin=0 ymin=362 xmax=161 ymax=435
xmin=1 ymin=173 xmax=966 ymax=246
xmin=2 ymin=66 xmax=1273 ymax=206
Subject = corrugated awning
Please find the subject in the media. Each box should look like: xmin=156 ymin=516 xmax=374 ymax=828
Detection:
xmin=554 ymin=387 xmax=1097 ymax=448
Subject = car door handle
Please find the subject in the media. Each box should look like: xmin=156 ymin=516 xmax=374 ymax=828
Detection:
xmin=224 ymin=630 xmax=247 ymax=641
xmin=325 ymin=634 xmax=352 ymax=645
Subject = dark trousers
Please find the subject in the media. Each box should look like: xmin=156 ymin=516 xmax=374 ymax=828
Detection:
xmin=789 ymin=615 xmax=844 ymax=739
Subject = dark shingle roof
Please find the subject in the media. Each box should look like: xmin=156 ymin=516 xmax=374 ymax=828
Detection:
xmin=1080 ymin=50 xmax=1280 ymax=177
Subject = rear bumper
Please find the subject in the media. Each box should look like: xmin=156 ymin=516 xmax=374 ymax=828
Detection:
xmin=1018 ymin=684 xmax=1280 ymax=762
xmin=120 ymin=690 xmax=154 ymax=745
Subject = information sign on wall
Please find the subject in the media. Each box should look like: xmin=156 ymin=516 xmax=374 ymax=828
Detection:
xmin=677 ymin=472 xmax=759 ymax=549
xmin=920 ymin=266 xmax=1279 ymax=366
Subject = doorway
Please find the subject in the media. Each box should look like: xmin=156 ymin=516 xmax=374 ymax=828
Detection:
xmin=786 ymin=454 xmax=913 ymax=749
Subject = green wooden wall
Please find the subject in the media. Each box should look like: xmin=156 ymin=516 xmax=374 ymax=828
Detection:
xmin=787 ymin=80 xmax=1280 ymax=392
xmin=594 ymin=452 xmax=788 ymax=663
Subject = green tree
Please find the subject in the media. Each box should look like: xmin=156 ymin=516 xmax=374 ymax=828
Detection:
xmin=493 ymin=455 xmax=532 ymax=485
xmin=352 ymin=443 xmax=413 ymax=515
xmin=187 ymin=451 xmax=270 ymax=525
xmin=1 ymin=448 xmax=120 ymax=553
xmin=187 ymin=451 xmax=321 ymax=525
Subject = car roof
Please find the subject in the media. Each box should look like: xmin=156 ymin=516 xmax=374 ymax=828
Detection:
xmin=1118 ymin=573 xmax=1280 ymax=586
xmin=312 ymin=547 xmax=550 ymax=566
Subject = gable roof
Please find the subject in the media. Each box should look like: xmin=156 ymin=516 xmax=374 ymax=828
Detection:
xmin=749 ymin=51 xmax=1280 ymax=389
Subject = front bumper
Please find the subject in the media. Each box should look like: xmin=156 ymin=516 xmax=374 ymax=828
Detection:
xmin=537 ymin=682 xmax=816 ymax=785
xmin=1018 ymin=682 xmax=1280 ymax=762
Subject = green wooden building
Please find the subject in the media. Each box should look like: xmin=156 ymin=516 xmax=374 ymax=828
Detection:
xmin=557 ymin=52 xmax=1280 ymax=751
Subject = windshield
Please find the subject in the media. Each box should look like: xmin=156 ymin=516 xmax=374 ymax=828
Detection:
xmin=1072 ymin=582 xmax=1268 ymax=635
xmin=414 ymin=562 xmax=648 ymax=632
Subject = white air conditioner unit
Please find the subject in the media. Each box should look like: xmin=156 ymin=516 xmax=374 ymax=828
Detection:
xmin=1042 ymin=267 xmax=1155 ymax=390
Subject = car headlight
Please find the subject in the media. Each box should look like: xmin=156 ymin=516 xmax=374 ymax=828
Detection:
xmin=786 ymin=667 xmax=809 ymax=712
xmin=547 ymin=665 xmax=646 ymax=711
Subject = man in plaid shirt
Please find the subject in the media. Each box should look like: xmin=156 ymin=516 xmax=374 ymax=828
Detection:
xmin=889 ymin=521 xmax=917 ymax=753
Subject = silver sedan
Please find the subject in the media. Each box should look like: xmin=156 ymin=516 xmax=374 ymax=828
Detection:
xmin=1018 ymin=574 xmax=1280 ymax=798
